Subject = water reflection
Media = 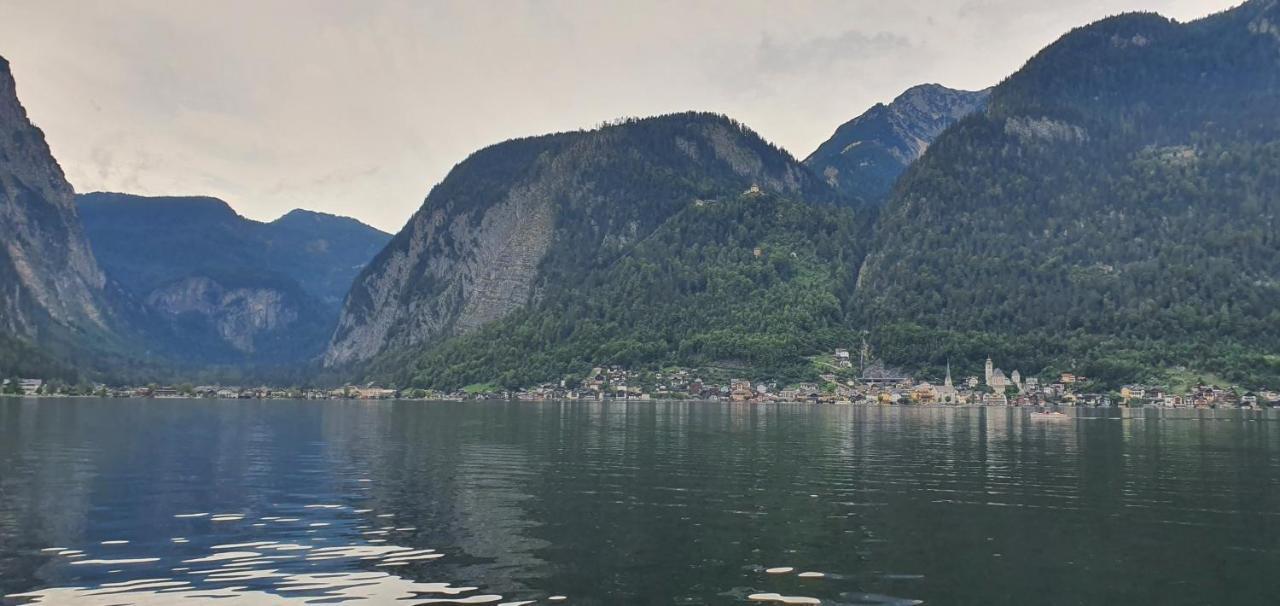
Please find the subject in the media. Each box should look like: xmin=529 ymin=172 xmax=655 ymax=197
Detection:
xmin=1 ymin=399 xmax=1278 ymax=605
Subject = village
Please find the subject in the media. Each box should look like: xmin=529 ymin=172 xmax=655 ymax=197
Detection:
xmin=5 ymin=349 xmax=1279 ymax=409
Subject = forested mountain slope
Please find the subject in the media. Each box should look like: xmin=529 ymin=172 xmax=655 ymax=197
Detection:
xmin=326 ymin=112 xmax=841 ymax=369
xmin=373 ymin=192 xmax=867 ymax=389
xmin=857 ymin=0 xmax=1280 ymax=386
xmin=805 ymin=84 xmax=990 ymax=203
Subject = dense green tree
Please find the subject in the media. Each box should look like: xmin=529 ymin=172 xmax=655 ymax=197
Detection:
xmin=856 ymin=3 xmax=1280 ymax=388
xmin=368 ymin=193 xmax=868 ymax=390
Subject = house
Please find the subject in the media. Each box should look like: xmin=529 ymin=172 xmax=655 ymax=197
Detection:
xmin=911 ymin=383 xmax=938 ymax=404
xmin=1120 ymin=385 xmax=1147 ymax=401
xmin=688 ymin=380 xmax=705 ymax=398
xmin=19 ymin=379 xmax=43 ymax=395
xmin=835 ymin=349 xmax=852 ymax=368
xmin=981 ymin=392 xmax=1008 ymax=406
xmin=357 ymin=387 xmax=398 ymax=399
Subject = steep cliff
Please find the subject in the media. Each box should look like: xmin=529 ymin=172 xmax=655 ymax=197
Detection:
xmin=327 ymin=113 xmax=836 ymax=368
xmin=76 ymin=192 xmax=389 ymax=363
xmin=804 ymin=84 xmax=990 ymax=202
xmin=0 ymin=55 xmax=114 ymax=348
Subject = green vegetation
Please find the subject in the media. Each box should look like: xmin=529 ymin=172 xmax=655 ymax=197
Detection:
xmin=856 ymin=5 xmax=1280 ymax=389
xmin=462 ymin=383 xmax=500 ymax=395
xmin=372 ymin=193 xmax=867 ymax=390
xmin=361 ymin=5 xmax=1280 ymax=392
xmin=0 ymin=332 xmax=78 ymax=382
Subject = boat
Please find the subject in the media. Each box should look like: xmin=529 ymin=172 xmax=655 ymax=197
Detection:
xmin=1030 ymin=411 xmax=1069 ymax=420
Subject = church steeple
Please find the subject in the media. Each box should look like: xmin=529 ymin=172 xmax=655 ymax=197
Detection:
xmin=945 ymin=359 xmax=953 ymax=388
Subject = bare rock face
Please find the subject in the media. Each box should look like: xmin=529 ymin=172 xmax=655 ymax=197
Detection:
xmin=325 ymin=180 xmax=555 ymax=366
xmin=325 ymin=113 xmax=832 ymax=367
xmin=146 ymin=277 xmax=299 ymax=354
xmin=804 ymin=84 xmax=991 ymax=203
xmin=1004 ymin=116 xmax=1088 ymax=144
xmin=75 ymin=193 xmax=389 ymax=363
xmin=0 ymin=55 xmax=112 ymax=340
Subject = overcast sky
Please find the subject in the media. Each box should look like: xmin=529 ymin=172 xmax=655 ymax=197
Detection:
xmin=0 ymin=0 xmax=1239 ymax=232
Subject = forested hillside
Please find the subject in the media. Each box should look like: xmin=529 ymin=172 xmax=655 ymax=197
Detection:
xmin=804 ymin=84 xmax=989 ymax=203
xmin=372 ymin=192 xmax=867 ymax=389
xmin=327 ymin=112 xmax=840 ymax=369
xmin=857 ymin=1 xmax=1280 ymax=387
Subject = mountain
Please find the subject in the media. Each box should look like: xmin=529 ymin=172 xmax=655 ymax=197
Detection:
xmin=76 ymin=193 xmax=390 ymax=364
xmin=381 ymin=190 xmax=865 ymax=389
xmin=804 ymin=84 xmax=991 ymax=203
xmin=326 ymin=112 xmax=845 ymax=373
xmin=856 ymin=0 xmax=1280 ymax=387
xmin=0 ymin=55 xmax=120 ymax=377
xmin=264 ymin=209 xmax=393 ymax=309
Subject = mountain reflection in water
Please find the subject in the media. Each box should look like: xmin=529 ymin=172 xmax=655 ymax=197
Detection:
xmin=1 ymin=399 xmax=1277 ymax=605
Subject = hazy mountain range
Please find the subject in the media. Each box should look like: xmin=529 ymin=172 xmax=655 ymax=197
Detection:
xmin=2 ymin=0 xmax=1277 ymax=389
xmin=77 ymin=193 xmax=388 ymax=365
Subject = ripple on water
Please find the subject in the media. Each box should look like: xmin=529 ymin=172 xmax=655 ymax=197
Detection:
xmin=747 ymin=593 xmax=821 ymax=605
xmin=2 ymin=504 xmax=519 ymax=606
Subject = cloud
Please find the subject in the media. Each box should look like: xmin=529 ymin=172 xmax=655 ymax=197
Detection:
xmin=0 ymin=0 xmax=1242 ymax=232
xmin=756 ymin=30 xmax=914 ymax=75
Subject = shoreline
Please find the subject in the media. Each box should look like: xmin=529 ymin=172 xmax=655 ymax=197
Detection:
xmin=3 ymin=393 xmax=1275 ymax=412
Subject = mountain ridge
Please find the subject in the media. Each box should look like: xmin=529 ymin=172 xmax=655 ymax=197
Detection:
xmin=855 ymin=0 xmax=1280 ymax=387
xmin=326 ymin=111 xmax=841 ymax=369
xmin=77 ymin=192 xmax=390 ymax=364
xmin=804 ymin=83 xmax=991 ymax=203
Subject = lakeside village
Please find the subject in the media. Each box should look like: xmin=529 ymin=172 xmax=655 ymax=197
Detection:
xmin=5 ymin=350 xmax=1280 ymax=409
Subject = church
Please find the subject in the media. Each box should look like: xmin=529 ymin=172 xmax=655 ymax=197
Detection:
xmin=936 ymin=361 xmax=959 ymax=404
xmin=985 ymin=357 xmax=1023 ymax=392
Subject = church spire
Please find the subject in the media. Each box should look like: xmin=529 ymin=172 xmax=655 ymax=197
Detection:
xmin=945 ymin=359 xmax=953 ymax=388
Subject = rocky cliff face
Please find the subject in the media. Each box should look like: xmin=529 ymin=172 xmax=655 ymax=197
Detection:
xmin=804 ymin=84 xmax=990 ymax=202
xmin=326 ymin=113 xmax=833 ymax=367
xmin=76 ymin=192 xmax=389 ymax=363
xmin=0 ymin=55 xmax=112 ymax=341
xmin=146 ymin=277 xmax=300 ymax=354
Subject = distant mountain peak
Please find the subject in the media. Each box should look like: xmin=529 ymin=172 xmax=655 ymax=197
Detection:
xmin=804 ymin=83 xmax=991 ymax=203
xmin=75 ymin=192 xmax=392 ymax=364
xmin=270 ymin=208 xmax=389 ymax=236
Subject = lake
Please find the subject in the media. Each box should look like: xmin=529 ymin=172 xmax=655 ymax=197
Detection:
xmin=1 ymin=399 xmax=1277 ymax=605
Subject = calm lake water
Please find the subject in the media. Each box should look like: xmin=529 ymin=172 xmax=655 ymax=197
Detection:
xmin=1 ymin=398 xmax=1277 ymax=605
